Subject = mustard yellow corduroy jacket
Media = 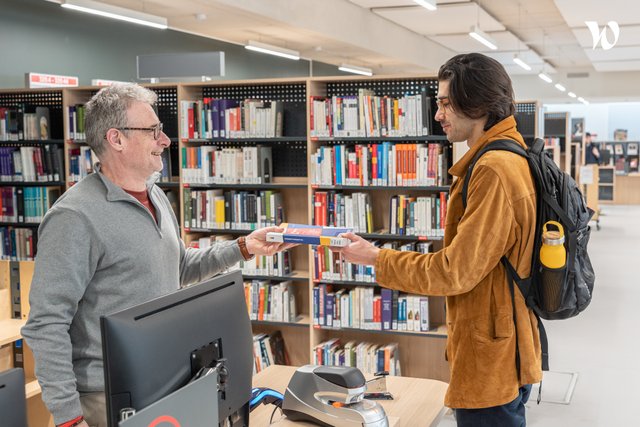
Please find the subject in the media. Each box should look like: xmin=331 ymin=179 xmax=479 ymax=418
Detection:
xmin=375 ymin=116 xmax=542 ymax=409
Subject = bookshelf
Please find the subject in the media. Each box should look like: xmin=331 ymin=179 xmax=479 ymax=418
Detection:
xmin=544 ymin=112 xmax=571 ymax=172
xmin=0 ymin=89 xmax=66 ymax=263
xmin=0 ymin=76 xmax=459 ymax=400
xmin=515 ymin=100 xmax=543 ymax=146
xmin=177 ymin=78 xmax=311 ymax=367
xmin=306 ymin=76 xmax=450 ymax=380
xmin=0 ymin=260 xmax=53 ymax=426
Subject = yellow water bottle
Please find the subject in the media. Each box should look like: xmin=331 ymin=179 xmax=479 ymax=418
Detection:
xmin=540 ymin=221 xmax=566 ymax=269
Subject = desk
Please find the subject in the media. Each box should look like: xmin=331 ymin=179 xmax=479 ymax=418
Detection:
xmin=251 ymin=365 xmax=448 ymax=427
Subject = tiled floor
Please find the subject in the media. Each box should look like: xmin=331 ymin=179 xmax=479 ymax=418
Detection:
xmin=438 ymin=205 xmax=640 ymax=426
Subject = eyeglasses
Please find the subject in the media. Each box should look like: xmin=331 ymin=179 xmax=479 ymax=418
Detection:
xmin=436 ymin=97 xmax=452 ymax=114
xmin=114 ymin=122 xmax=164 ymax=140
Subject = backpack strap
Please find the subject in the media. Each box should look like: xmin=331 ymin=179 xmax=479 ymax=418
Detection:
xmin=461 ymin=139 xmax=527 ymax=210
xmin=463 ymin=139 xmax=550 ymax=381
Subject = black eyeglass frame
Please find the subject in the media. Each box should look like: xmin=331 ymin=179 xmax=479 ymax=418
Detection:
xmin=105 ymin=122 xmax=164 ymax=140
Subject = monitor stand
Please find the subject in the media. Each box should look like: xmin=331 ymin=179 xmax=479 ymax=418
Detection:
xmin=118 ymin=369 xmax=219 ymax=427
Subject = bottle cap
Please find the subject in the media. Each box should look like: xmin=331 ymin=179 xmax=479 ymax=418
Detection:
xmin=543 ymin=231 xmax=565 ymax=246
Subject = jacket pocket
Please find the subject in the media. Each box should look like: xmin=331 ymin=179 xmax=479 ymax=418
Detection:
xmin=473 ymin=312 xmax=513 ymax=343
xmin=471 ymin=313 xmax=518 ymax=388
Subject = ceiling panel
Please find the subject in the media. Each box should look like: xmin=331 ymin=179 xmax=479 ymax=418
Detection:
xmin=572 ymin=26 xmax=640 ymax=48
xmin=584 ymin=46 xmax=640 ymax=62
xmin=348 ymin=0 xmax=416 ymax=7
xmin=349 ymin=0 xmax=469 ymax=7
xmin=592 ymin=60 xmax=640 ymax=72
xmin=374 ymin=3 xmax=505 ymax=36
xmin=554 ymin=0 xmax=638 ymax=27
xmin=430 ymin=31 xmax=527 ymax=53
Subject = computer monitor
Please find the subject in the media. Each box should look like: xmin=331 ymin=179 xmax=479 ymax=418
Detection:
xmin=101 ymin=270 xmax=253 ymax=427
xmin=0 ymin=368 xmax=27 ymax=427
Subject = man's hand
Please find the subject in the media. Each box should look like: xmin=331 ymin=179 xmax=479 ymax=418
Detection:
xmin=331 ymin=232 xmax=380 ymax=266
xmin=77 ymin=421 xmax=89 ymax=427
xmin=245 ymin=226 xmax=297 ymax=257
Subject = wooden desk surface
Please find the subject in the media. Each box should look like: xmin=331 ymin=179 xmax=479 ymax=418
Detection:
xmin=251 ymin=365 xmax=448 ymax=427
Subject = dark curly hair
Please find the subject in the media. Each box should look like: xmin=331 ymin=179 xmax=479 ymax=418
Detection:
xmin=438 ymin=53 xmax=515 ymax=131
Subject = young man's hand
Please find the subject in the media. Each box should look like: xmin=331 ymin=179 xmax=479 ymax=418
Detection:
xmin=245 ymin=226 xmax=297 ymax=257
xmin=331 ymin=232 xmax=380 ymax=266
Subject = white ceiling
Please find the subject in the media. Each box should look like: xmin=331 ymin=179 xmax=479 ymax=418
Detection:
xmin=49 ymin=0 xmax=640 ymax=101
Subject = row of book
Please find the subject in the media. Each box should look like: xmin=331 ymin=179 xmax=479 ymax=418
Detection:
xmin=0 ymin=105 xmax=51 ymax=141
xmin=67 ymin=146 xmax=97 ymax=182
xmin=312 ymin=191 xmax=448 ymax=237
xmin=313 ymin=339 xmax=401 ymax=376
xmin=180 ymin=99 xmax=284 ymax=139
xmin=252 ymin=331 xmax=288 ymax=374
xmin=181 ymin=145 xmax=272 ymax=184
xmin=0 ymin=186 xmax=60 ymax=223
xmin=314 ymin=192 xmax=373 ymax=233
xmin=309 ymin=89 xmax=432 ymax=138
xmin=183 ymin=188 xmax=285 ymax=230
xmin=311 ymin=143 xmax=449 ymax=187
xmin=187 ymin=235 xmax=293 ymax=277
xmin=313 ymin=241 xmax=432 ymax=283
xmin=67 ymin=104 xmax=86 ymax=140
xmin=244 ymin=280 xmax=297 ymax=323
xmin=0 ymin=146 xmax=64 ymax=182
xmin=314 ymin=284 xmax=430 ymax=333
xmin=0 ymin=227 xmax=37 ymax=261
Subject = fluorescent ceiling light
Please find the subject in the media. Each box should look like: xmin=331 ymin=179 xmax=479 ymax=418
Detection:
xmin=513 ymin=55 xmax=532 ymax=71
xmin=578 ymin=97 xmax=589 ymax=105
xmin=61 ymin=0 xmax=167 ymax=30
xmin=469 ymin=25 xmax=497 ymax=50
xmin=538 ymin=73 xmax=552 ymax=83
xmin=338 ymin=64 xmax=373 ymax=76
xmin=245 ymin=40 xmax=300 ymax=60
xmin=413 ymin=0 xmax=437 ymax=11
xmin=555 ymin=83 xmax=566 ymax=92
xmin=568 ymin=92 xmax=577 ymax=98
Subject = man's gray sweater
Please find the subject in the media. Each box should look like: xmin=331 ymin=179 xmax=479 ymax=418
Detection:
xmin=21 ymin=168 xmax=245 ymax=424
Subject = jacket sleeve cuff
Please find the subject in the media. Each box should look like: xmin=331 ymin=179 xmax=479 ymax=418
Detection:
xmin=375 ymin=248 xmax=393 ymax=286
xmin=51 ymin=397 xmax=83 ymax=426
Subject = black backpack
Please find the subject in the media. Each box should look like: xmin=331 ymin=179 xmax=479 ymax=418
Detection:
xmin=462 ymin=138 xmax=595 ymax=375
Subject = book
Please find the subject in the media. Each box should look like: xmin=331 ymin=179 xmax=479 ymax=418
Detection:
xmin=266 ymin=223 xmax=351 ymax=246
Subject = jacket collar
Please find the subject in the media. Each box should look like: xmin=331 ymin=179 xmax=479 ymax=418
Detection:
xmin=449 ymin=115 xmax=526 ymax=178
xmin=94 ymin=163 xmax=159 ymax=202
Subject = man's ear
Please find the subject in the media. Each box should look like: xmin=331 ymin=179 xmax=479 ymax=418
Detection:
xmin=105 ymin=128 xmax=123 ymax=151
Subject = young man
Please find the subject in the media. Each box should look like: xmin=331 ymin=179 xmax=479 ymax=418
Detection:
xmin=22 ymin=83 xmax=292 ymax=427
xmin=335 ymin=53 xmax=542 ymax=426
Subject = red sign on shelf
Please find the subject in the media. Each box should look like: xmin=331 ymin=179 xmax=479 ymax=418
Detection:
xmin=26 ymin=72 xmax=79 ymax=88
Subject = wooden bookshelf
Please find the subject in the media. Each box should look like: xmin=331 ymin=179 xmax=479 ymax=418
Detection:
xmin=2 ymin=77 xmax=457 ymax=401
xmin=0 ymin=260 xmax=53 ymax=426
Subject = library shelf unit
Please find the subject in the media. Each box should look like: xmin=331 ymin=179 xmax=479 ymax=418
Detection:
xmin=543 ymin=112 xmax=570 ymax=171
xmin=515 ymin=100 xmax=543 ymax=146
xmin=307 ymin=75 xmax=453 ymax=381
xmin=0 ymin=260 xmax=53 ymax=426
xmin=177 ymin=78 xmax=311 ymax=367
xmin=0 ymin=75 xmax=472 ymax=402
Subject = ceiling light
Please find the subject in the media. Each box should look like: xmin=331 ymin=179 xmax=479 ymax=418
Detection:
xmin=413 ymin=0 xmax=437 ymax=11
xmin=555 ymin=83 xmax=566 ymax=92
xmin=245 ymin=40 xmax=300 ymax=60
xmin=338 ymin=64 xmax=373 ymax=76
xmin=469 ymin=25 xmax=497 ymax=50
xmin=538 ymin=73 xmax=552 ymax=83
xmin=60 ymin=0 xmax=167 ymax=29
xmin=568 ymin=92 xmax=577 ymax=98
xmin=513 ymin=55 xmax=532 ymax=71
xmin=578 ymin=97 xmax=589 ymax=105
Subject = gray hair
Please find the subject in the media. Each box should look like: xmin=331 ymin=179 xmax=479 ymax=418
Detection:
xmin=85 ymin=83 xmax=157 ymax=156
